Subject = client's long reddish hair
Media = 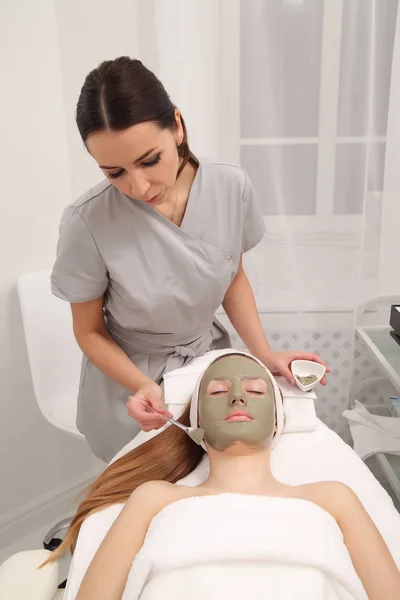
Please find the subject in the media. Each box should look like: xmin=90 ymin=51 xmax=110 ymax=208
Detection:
xmin=44 ymin=404 xmax=204 ymax=565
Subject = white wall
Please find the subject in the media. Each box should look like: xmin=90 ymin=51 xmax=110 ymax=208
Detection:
xmin=54 ymin=0 xmax=140 ymax=198
xmin=0 ymin=0 xmax=96 ymax=545
xmin=0 ymin=0 xmax=139 ymax=546
xmin=0 ymin=0 xmax=226 ymax=547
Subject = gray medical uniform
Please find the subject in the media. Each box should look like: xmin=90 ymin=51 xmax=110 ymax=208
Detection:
xmin=51 ymin=159 xmax=265 ymax=461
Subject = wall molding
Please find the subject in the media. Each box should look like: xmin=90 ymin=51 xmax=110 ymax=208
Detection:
xmin=0 ymin=468 xmax=101 ymax=550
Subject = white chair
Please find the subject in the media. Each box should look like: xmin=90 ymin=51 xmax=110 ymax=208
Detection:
xmin=17 ymin=269 xmax=86 ymax=555
xmin=18 ymin=269 xmax=83 ymax=439
xmin=0 ymin=549 xmax=64 ymax=600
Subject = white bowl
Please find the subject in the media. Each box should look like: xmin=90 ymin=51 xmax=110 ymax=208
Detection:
xmin=290 ymin=360 xmax=326 ymax=392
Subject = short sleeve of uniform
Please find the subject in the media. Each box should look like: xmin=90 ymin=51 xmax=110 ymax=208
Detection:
xmin=241 ymin=170 xmax=266 ymax=254
xmin=51 ymin=206 xmax=108 ymax=303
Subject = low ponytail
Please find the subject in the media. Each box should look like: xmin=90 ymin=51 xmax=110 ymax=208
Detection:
xmin=176 ymin=112 xmax=196 ymax=177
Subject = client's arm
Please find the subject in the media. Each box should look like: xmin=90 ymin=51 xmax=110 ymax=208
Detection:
xmin=318 ymin=482 xmax=400 ymax=600
xmin=75 ymin=481 xmax=173 ymax=600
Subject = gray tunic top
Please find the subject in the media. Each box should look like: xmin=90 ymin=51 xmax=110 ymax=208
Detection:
xmin=51 ymin=159 xmax=265 ymax=461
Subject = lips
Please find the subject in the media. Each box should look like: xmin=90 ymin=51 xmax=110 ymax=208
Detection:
xmin=225 ymin=410 xmax=253 ymax=422
xmin=144 ymin=190 xmax=162 ymax=203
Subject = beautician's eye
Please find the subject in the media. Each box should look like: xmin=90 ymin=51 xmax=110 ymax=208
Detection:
xmin=107 ymin=169 xmax=124 ymax=180
xmin=142 ymin=152 xmax=162 ymax=168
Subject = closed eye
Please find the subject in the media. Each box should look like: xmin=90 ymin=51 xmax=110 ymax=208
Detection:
xmin=141 ymin=152 xmax=162 ymax=168
xmin=107 ymin=169 xmax=124 ymax=180
xmin=106 ymin=152 xmax=162 ymax=180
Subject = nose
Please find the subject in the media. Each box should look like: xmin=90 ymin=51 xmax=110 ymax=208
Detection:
xmin=229 ymin=382 xmax=247 ymax=406
xmin=230 ymin=395 xmax=247 ymax=406
xmin=127 ymin=171 xmax=150 ymax=199
xmin=229 ymin=389 xmax=247 ymax=406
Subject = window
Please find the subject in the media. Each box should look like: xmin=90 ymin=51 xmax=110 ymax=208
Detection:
xmin=239 ymin=0 xmax=398 ymax=240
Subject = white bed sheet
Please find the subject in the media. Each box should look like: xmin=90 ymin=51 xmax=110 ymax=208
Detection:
xmin=64 ymin=418 xmax=400 ymax=600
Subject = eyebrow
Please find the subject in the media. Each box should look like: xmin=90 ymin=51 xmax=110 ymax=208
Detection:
xmin=99 ymin=147 xmax=157 ymax=170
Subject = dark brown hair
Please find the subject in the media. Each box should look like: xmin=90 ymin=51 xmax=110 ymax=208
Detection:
xmin=76 ymin=56 xmax=192 ymax=175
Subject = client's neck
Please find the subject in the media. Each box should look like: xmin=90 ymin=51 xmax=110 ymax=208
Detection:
xmin=204 ymin=444 xmax=277 ymax=495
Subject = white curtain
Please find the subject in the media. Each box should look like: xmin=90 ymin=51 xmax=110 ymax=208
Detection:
xmin=380 ymin=1 xmax=400 ymax=295
xmin=135 ymin=0 xmax=234 ymax=161
xmin=236 ymin=0 xmax=400 ymax=438
xmin=137 ymin=0 xmax=400 ymax=439
xmin=239 ymin=0 xmax=397 ymax=310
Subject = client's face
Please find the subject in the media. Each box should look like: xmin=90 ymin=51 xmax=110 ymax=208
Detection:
xmin=198 ymin=355 xmax=275 ymax=451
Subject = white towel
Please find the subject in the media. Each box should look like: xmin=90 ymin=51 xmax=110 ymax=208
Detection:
xmin=163 ymin=350 xmax=317 ymax=437
xmin=64 ymin=420 xmax=400 ymax=600
xmin=188 ymin=349 xmax=285 ymax=448
xmin=276 ymin=376 xmax=317 ymax=432
xmin=110 ymin=362 xmax=317 ymax=466
xmin=122 ymin=494 xmax=368 ymax=600
xmin=343 ymin=401 xmax=400 ymax=460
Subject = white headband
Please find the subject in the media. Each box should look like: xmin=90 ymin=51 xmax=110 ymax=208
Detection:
xmin=189 ymin=349 xmax=284 ymax=449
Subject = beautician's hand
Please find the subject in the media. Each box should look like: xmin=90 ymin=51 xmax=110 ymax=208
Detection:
xmin=263 ymin=352 xmax=330 ymax=386
xmin=126 ymin=381 xmax=173 ymax=432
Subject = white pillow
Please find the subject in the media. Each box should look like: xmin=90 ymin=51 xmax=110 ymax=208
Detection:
xmin=110 ymin=362 xmax=317 ymax=465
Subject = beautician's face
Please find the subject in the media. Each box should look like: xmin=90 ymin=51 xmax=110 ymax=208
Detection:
xmin=86 ymin=114 xmax=183 ymax=205
xmin=198 ymin=355 xmax=275 ymax=451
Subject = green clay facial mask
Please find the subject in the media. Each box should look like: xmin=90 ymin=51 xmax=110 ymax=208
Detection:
xmin=198 ymin=355 xmax=275 ymax=451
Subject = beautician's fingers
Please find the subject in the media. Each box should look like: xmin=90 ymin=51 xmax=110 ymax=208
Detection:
xmin=139 ymin=406 xmax=173 ymax=432
xmin=265 ymin=351 xmax=329 ymax=386
xmin=127 ymin=399 xmax=170 ymax=431
xmin=280 ymin=364 xmax=296 ymax=386
xmin=126 ymin=381 xmax=173 ymax=431
xmin=282 ymin=352 xmax=331 ymax=385
xmin=301 ymin=353 xmax=330 ymax=373
xmin=291 ymin=352 xmax=330 ymax=386
xmin=263 ymin=352 xmax=296 ymax=384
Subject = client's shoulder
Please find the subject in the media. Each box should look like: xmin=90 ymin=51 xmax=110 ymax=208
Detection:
xmin=134 ymin=480 xmax=177 ymax=494
xmin=127 ymin=481 xmax=192 ymax=517
xmin=301 ymin=480 xmax=357 ymax=498
xmin=299 ymin=481 xmax=362 ymax=522
xmin=129 ymin=480 xmax=178 ymax=502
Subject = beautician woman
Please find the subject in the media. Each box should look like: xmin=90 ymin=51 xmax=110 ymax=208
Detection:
xmin=51 ymin=57 xmax=328 ymax=462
